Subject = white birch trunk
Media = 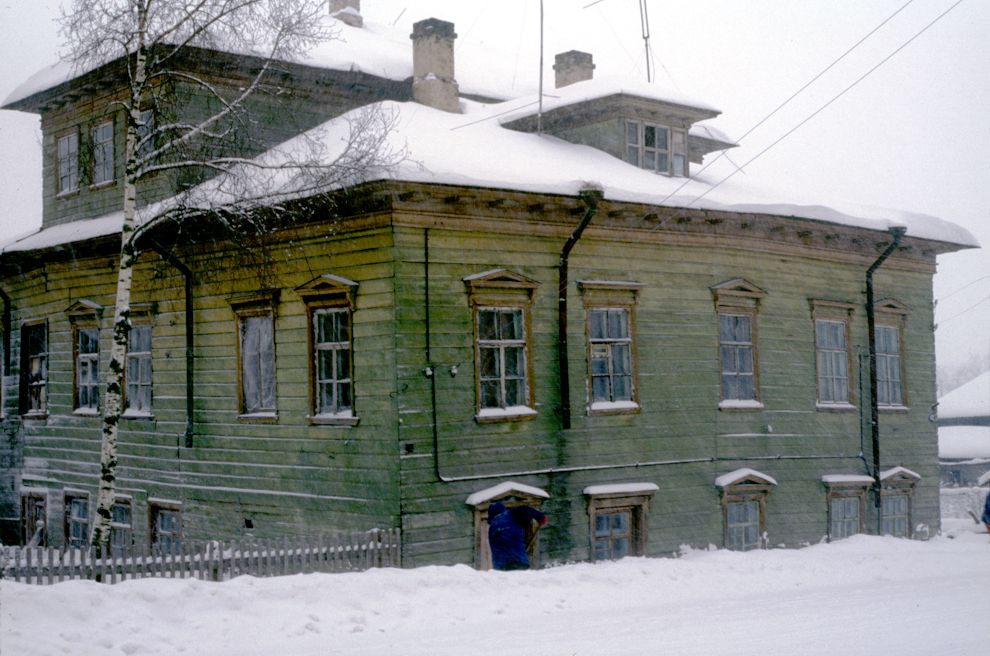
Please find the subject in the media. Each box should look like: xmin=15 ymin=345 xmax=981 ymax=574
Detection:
xmin=91 ymin=21 xmax=147 ymax=553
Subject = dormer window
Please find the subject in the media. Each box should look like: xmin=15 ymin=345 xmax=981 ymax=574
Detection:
xmin=625 ymin=120 xmax=687 ymax=177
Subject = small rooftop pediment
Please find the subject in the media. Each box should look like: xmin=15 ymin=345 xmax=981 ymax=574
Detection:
xmin=711 ymin=278 xmax=767 ymax=298
xmin=879 ymin=466 xmax=921 ymax=485
xmin=295 ymin=273 xmax=359 ymax=300
xmin=465 ymin=481 xmax=550 ymax=508
xmin=715 ymin=467 xmax=778 ymax=489
xmin=873 ymin=298 xmax=910 ymax=315
xmin=64 ymin=299 xmax=103 ymax=318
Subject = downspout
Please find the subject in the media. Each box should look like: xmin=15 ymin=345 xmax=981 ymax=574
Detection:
xmin=557 ymin=187 xmax=603 ymax=430
xmin=865 ymin=226 xmax=905 ymax=527
xmin=150 ymin=244 xmax=195 ymax=448
xmin=0 ymin=287 xmax=10 ymax=379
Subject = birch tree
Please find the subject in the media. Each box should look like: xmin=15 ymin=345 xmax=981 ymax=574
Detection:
xmin=58 ymin=0 xmax=397 ymax=552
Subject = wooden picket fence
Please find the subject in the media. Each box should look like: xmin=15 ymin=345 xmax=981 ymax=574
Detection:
xmin=0 ymin=528 xmax=400 ymax=585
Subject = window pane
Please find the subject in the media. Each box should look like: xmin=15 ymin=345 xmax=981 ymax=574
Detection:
xmin=644 ymin=125 xmax=655 ymax=148
xmin=240 ymin=314 xmax=275 ymax=413
xmin=504 ymin=379 xmax=523 ymax=406
xmin=478 ymin=310 xmax=497 ymax=341
xmin=588 ymin=310 xmax=606 ymax=340
xmin=626 ymin=121 xmax=638 ymax=146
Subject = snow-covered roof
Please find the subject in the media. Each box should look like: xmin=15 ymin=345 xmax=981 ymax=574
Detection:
xmin=938 ymin=372 xmax=990 ymax=419
xmin=939 ymin=425 xmax=990 ymax=460
xmin=464 ymin=481 xmax=549 ymax=507
xmin=2 ymin=211 xmax=123 ymax=253
xmin=715 ymin=468 xmax=777 ymax=488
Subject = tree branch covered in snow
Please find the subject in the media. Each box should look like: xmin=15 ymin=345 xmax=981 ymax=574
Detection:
xmin=57 ymin=0 xmax=399 ymax=552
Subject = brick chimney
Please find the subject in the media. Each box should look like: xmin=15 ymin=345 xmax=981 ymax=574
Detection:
xmin=329 ymin=0 xmax=362 ymax=28
xmin=410 ymin=18 xmax=460 ymax=113
xmin=554 ymin=50 xmax=595 ymax=88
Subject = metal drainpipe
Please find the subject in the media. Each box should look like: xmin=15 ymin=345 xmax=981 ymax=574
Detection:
xmin=0 ymin=287 xmax=10 ymax=378
xmin=150 ymin=244 xmax=195 ymax=448
xmin=865 ymin=226 xmax=906 ymax=527
xmin=557 ymin=187 xmax=603 ymax=430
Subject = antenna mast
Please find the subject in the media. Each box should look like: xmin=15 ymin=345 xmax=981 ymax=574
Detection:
xmin=538 ymin=0 xmax=544 ymax=134
xmin=639 ymin=0 xmax=652 ymax=83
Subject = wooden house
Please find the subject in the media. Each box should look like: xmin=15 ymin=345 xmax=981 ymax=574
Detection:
xmin=0 ymin=4 xmax=977 ymax=565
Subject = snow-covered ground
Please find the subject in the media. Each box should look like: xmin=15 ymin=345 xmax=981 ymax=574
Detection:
xmin=2 ymin=521 xmax=987 ymax=656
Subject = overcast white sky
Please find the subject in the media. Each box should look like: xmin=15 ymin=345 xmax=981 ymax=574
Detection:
xmin=0 ymin=0 xmax=987 ymax=383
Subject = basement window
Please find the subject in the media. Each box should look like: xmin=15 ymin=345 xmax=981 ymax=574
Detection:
xmin=716 ymin=468 xmax=777 ymax=551
xmin=584 ymin=483 xmax=657 ymax=561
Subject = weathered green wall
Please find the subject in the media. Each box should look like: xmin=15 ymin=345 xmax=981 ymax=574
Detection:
xmin=391 ymin=214 xmax=940 ymax=566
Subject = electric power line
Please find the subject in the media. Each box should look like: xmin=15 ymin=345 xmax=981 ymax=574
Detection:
xmin=938 ymin=274 xmax=990 ymax=303
xmin=678 ymin=0 xmax=964 ymax=212
xmin=936 ymin=295 xmax=990 ymax=327
xmin=656 ymin=0 xmax=918 ymax=207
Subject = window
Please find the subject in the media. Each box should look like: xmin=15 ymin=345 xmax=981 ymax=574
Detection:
xmin=873 ymin=299 xmax=909 ymax=409
xmin=822 ymin=475 xmax=871 ymax=541
xmin=314 ymin=308 xmax=352 ymax=415
xmin=110 ymin=500 xmax=133 ymax=554
xmin=625 ymin=120 xmax=688 ymax=176
xmin=726 ymin=499 xmax=760 ymax=550
xmin=136 ymin=110 xmax=154 ymax=161
xmin=712 ymin=279 xmax=766 ymax=408
xmin=297 ymin=274 xmax=359 ymax=425
xmin=588 ymin=309 xmax=633 ymax=404
xmin=149 ymin=501 xmax=181 ymax=554
xmin=812 ymin=301 xmax=855 ymax=408
xmin=64 ymin=494 xmax=90 ymax=548
xmin=67 ymin=300 xmax=102 ymax=414
xmin=125 ymin=324 xmax=153 ymax=415
xmin=585 ymin=483 xmax=656 ymax=561
xmin=879 ymin=466 xmax=919 ymax=538
xmin=21 ymin=493 xmax=47 ymax=546
xmin=20 ymin=322 xmax=48 ymax=416
xmin=477 ymin=307 xmax=527 ymax=409
xmin=57 ymin=132 xmax=79 ymax=194
xmin=579 ymin=281 xmax=641 ymax=414
xmin=91 ymin=121 xmax=114 ymax=185
xmin=75 ymin=327 xmax=100 ymax=412
xmin=719 ymin=313 xmax=756 ymax=401
xmin=716 ymin=468 xmax=776 ymax=551
xmin=464 ymin=269 xmax=539 ymax=422
xmin=229 ymin=290 xmax=279 ymax=419
xmin=881 ymin=493 xmax=910 ymax=537
xmin=875 ymin=325 xmax=903 ymax=407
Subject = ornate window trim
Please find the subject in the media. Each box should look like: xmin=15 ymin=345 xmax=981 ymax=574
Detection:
xmin=228 ymin=289 xmax=280 ymax=422
xmin=465 ymin=481 xmax=550 ymax=570
xmin=811 ymin=300 xmax=856 ymax=410
xmin=584 ymin=482 xmax=657 ymax=561
xmin=712 ymin=279 xmax=766 ymax=409
xmin=578 ymin=280 xmax=641 ymax=415
xmin=296 ymin=274 xmax=359 ymax=427
xmin=716 ymin=468 xmax=776 ymax=551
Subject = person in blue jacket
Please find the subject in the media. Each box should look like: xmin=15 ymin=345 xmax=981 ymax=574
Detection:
xmin=982 ymin=491 xmax=990 ymax=536
xmin=487 ymin=502 xmax=548 ymax=571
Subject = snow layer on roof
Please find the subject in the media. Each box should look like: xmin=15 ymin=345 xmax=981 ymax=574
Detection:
xmin=464 ymin=481 xmax=549 ymax=506
xmin=2 ymin=211 xmax=123 ymax=253
xmin=497 ymin=75 xmax=720 ymax=125
xmin=162 ymin=99 xmax=975 ymax=248
xmin=939 ymin=425 xmax=990 ymax=460
xmin=714 ymin=468 xmax=777 ymax=488
xmin=938 ymin=372 xmax=990 ymax=419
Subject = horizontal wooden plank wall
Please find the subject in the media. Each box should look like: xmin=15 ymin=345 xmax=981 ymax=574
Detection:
xmin=392 ymin=211 xmax=940 ymax=566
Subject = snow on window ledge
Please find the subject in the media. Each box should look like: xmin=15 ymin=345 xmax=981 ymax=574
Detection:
xmin=878 ymin=404 xmax=910 ymax=413
xmin=238 ymin=412 xmax=278 ymax=424
xmin=309 ymin=412 xmax=360 ymax=427
xmin=475 ymin=405 xmax=538 ymax=424
xmin=816 ymin=402 xmax=856 ymax=412
xmin=73 ymin=408 xmax=100 ymax=417
xmin=718 ymin=399 xmax=764 ymax=411
xmin=122 ymin=409 xmax=155 ymax=420
xmin=589 ymin=400 xmax=640 ymax=414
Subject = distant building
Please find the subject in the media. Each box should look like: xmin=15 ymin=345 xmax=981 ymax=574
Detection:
xmin=0 ymin=3 xmax=977 ymax=562
xmin=938 ymin=372 xmax=990 ymax=486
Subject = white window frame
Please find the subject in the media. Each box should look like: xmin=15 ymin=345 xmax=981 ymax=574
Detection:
xmin=716 ymin=468 xmax=776 ymax=551
xmin=64 ymin=492 xmax=90 ymax=548
xmin=57 ymin=131 xmax=79 ymax=194
xmin=125 ymin=323 xmax=153 ymax=416
xmin=91 ymin=120 xmax=115 ymax=186
xmin=21 ymin=321 xmax=48 ymax=417
xmin=313 ymin=306 xmax=354 ymax=418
